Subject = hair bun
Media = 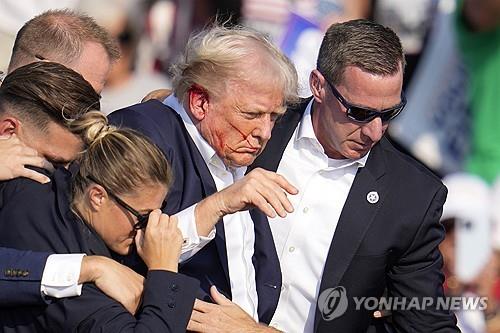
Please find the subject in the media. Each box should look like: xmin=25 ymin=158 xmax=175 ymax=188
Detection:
xmin=69 ymin=111 xmax=116 ymax=146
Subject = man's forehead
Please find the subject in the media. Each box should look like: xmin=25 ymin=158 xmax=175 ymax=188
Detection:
xmin=227 ymin=85 xmax=285 ymax=113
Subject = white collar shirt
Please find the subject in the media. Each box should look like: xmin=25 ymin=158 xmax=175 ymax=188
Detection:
xmin=164 ymin=95 xmax=259 ymax=320
xmin=269 ymin=99 xmax=369 ymax=332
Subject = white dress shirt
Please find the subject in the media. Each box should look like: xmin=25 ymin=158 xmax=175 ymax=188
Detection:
xmin=164 ymin=95 xmax=259 ymax=320
xmin=269 ymin=100 xmax=369 ymax=333
xmin=41 ymin=253 xmax=85 ymax=298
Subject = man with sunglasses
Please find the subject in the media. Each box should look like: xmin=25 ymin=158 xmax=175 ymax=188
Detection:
xmin=190 ymin=20 xmax=459 ymax=333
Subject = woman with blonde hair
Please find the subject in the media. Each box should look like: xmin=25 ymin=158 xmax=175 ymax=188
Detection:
xmin=0 ymin=111 xmax=198 ymax=332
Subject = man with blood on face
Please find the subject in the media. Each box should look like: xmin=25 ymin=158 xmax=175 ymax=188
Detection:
xmin=108 ymin=24 xmax=299 ymax=326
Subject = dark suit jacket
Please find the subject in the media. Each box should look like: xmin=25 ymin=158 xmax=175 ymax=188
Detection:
xmin=0 ymin=167 xmax=198 ymax=332
xmin=249 ymin=98 xmax=459 ymax=332
xmin=0 ymin=247 xmax=49 ymax=306
xmin=0 ymin=180 xmax=52 ymax=307
xmin=109 ymin=100 xmax=282 ymax=323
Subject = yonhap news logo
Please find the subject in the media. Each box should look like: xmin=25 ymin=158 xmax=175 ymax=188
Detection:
xmin=317 ymin=286 xmax=348 ymax=321
xmin=318 ymin=286 xmax=488 ymax=321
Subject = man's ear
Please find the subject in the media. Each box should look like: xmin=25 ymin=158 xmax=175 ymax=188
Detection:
xmin=88 ymin=184 xmax=108 ymax=211
xmin=188 ymin=85 xmax=210 ymax=121
xmin=0 ymin=117 xmax=21 ymax=136
xmin=310 ymin=69 xmax=326 ymax=104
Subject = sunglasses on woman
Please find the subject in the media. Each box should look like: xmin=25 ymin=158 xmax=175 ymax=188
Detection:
xmin=87 ymin=175 xmax=151 ymax=230
xmin=323 ymin=75 xmax=406 ymax=123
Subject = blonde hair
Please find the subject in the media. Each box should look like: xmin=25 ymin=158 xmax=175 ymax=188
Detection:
xmin=170 ymin=24 xmax=299 ymax=106
xmin=70 ymin=111 xmax=172 ymax=200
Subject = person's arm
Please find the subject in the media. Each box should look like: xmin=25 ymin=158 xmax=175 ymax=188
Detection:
xmin=387 ymin=185 xmax=459 ymax=331
xmin=0 ymin=247 xmax=51 ymax=306
xmin=0 ymin=134 xmax=53 ymax=183
xmin=193 ymin=167 xmax=298 ymax=235
xmin=174 ymin=167 xmax=297 ymax=262
xmin=78 ymin=255 xmax=145 ymax=314
xmin=174 ymin=205 xmax=216 ymax=262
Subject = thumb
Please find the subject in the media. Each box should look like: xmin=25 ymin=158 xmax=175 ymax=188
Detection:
xmin=210 ymin=285 xmax=231 ymax=306
xmin=134 ymin=229 xmax=144 ymax=255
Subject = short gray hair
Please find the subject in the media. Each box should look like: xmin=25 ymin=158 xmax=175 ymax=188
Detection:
xmin=170 ymin=24 xmax=298 ymax=107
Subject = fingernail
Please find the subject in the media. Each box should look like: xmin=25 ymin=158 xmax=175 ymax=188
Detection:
xmin=42 ymin=177 xmax=51 ymax=184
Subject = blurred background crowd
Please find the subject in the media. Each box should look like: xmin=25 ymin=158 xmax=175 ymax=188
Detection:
xmin=0 ymin=0 xmax=498 ymax=332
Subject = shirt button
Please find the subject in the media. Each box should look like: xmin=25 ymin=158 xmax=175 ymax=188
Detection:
xmin=168 ymin=301 xmax=176 ymax=308
xmin=288 ymin=246 xmax=296 ymax=253
xmin=170 ymin=284 xmax=179 ymax=292
xmin=303 ymin=207 xmax=309 ymax=213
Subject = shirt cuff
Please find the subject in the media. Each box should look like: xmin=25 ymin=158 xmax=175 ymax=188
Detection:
xmin=40 ymin=253 xmax=85 ymax=298
xmin=175 ymin=203 xmax=216 ymax=263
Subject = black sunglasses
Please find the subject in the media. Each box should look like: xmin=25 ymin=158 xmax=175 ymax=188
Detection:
xmin=323 ymin=76 xmax=406 ymax=123
xmin=87 ymin=175 xmax=151 ymax=230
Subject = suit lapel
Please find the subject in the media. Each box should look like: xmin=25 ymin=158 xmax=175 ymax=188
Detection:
xmin=173 ymin=110 xmax=230 ymax=284
xmin=314 ymin=140 xmax=389 ymax=331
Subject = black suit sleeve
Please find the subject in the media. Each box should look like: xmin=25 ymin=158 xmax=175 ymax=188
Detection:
xmin=387 ymin=185 xmax=459 ymax=332
xmin=46 ymin=271 xmax=198 ymax=333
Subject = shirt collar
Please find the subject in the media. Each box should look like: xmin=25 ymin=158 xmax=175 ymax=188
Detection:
xmin=296 ymin=99 xmax=370 ymax=168
xmin=163 ymin=95 xmax=233 ymax=171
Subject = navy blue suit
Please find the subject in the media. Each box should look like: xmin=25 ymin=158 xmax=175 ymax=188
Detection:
xmin=0 ymin=247 xmax=49 ymax=306
xmin=0 ymin=167 xmax=198 ymax=332
xmin=0 ymin=180 xmax=52 ymax=307
xmin=109 ymin=100 xmax=282 ymax=323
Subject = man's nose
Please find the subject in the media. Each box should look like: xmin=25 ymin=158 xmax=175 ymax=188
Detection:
xmin=254 ymin=116 xmax=274 ymax=142
xmin=361 ymin=117 xmax=384 ymax=143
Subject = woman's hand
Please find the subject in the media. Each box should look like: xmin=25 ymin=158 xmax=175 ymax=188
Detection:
xmin=135 ymin=209 xmax=183 ymax=272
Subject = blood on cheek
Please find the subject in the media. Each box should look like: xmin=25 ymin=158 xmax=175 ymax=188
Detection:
xmin=227 ymin=122 xmax=258 ymax=149
xmin=212 ymin=120 xmax=258 ymax=154
xmin=213 ymin=117 xmax=256 ymax=152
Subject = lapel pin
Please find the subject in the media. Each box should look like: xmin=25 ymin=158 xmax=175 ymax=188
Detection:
xmin=366 ymin=191 xmax=379 ymax=204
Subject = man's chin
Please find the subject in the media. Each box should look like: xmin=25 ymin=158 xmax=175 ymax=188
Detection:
xmin=346 ymin=149 xmax=369 ymax=160
xmin=226 ymin=153 xmax=259 ymax=168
